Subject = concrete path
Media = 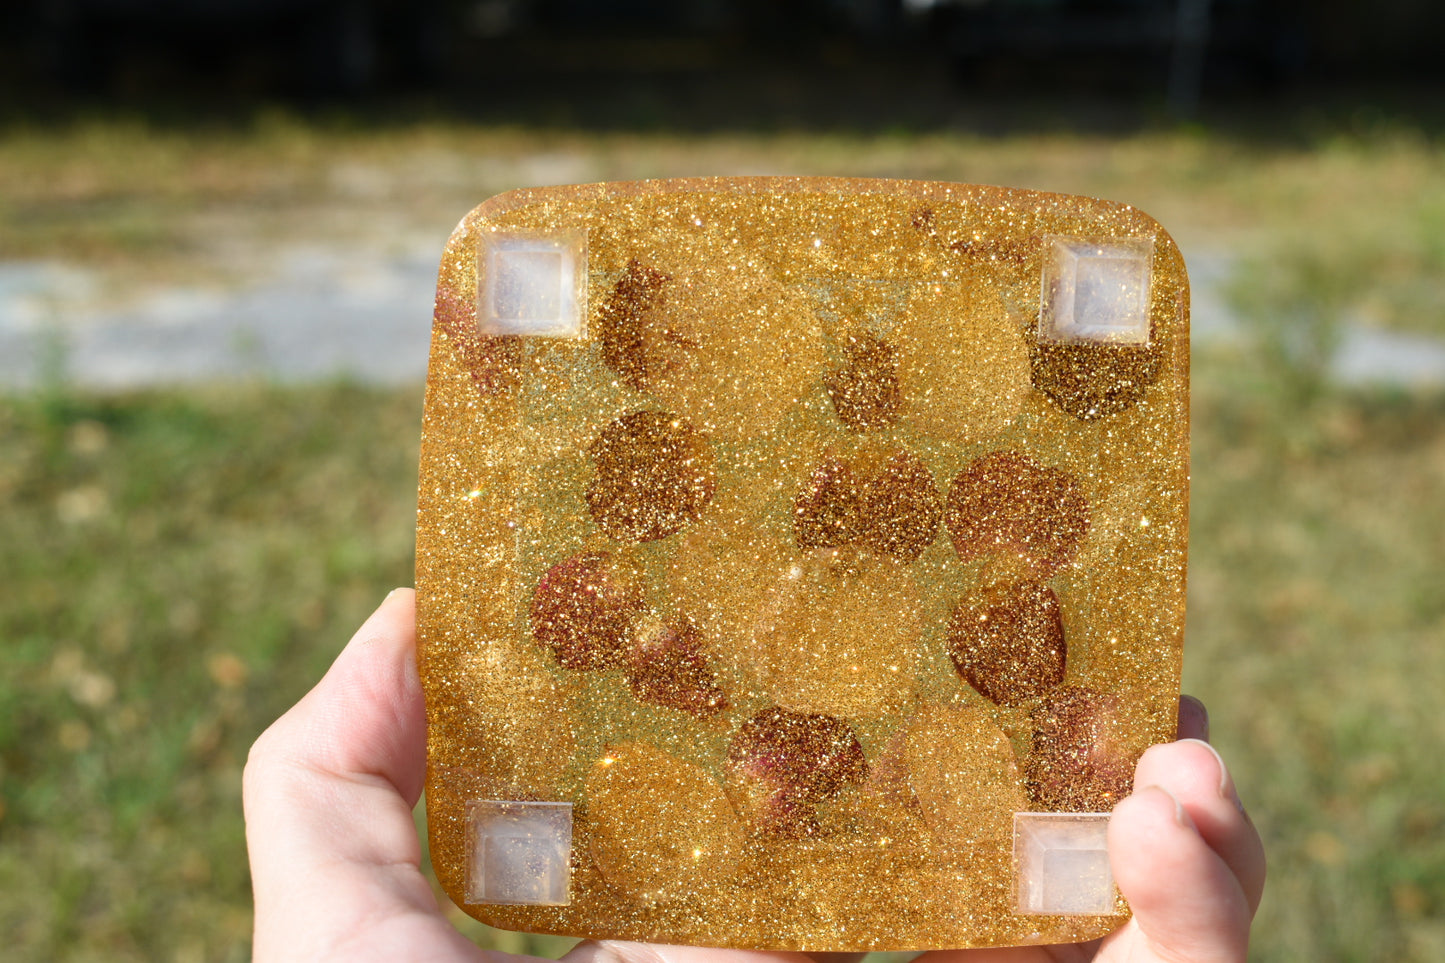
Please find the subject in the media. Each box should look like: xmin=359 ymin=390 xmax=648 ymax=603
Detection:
xmin=2 ymin=244 xmax=1443 ymax=391
xmin=0 ymin=244 xmax=438 ymax=390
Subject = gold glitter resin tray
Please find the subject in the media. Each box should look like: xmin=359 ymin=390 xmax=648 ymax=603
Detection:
xmin=417 ymin=177 xmax=1189 ymax=951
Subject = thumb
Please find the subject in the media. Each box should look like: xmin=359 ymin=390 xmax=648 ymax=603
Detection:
xmin=243 ymin=589 xmax=485 ymax=962
xmin=1108 ymin=785 xmax=1253 ymax=963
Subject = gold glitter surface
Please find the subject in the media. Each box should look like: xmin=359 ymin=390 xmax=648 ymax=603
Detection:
xmin=418 ymin=178 xmax=1190 ymax=950
xmin=587 ymin=742 xmax=745 ymax=901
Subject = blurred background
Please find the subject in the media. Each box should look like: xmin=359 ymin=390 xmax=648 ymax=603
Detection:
xmin=1 ymin=1 xmax=1442 ymax=960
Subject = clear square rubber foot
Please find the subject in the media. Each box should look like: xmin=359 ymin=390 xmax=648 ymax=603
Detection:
xmin=1040 ymin=236 xmax=1154 ymax=345
xmin=478 ymin=232 xmax=586 ymax=338
xmin=1014 ymin=812 xmax=1117 ymax=915
xmin=466 ymin=800 xmax=573 ymax=905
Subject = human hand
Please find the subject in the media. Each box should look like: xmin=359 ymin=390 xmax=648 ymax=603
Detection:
xmin=918 ymin=693 xmax=1265 ymax=963
xmin=244 ymin=590 xmax=1264 ymax=963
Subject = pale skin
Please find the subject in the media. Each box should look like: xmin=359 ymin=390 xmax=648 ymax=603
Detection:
xmin=244 ymin=589 xmax=1265 ymax=963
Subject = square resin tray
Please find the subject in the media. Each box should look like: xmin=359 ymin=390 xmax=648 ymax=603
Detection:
xmin=416 ymin=177 xmax=1189 ymax=951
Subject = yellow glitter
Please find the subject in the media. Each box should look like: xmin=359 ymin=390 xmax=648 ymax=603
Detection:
xmin=416 ymin=177 xmax=1190 ymax=951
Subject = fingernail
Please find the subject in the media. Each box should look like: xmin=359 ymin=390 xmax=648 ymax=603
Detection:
xmin=1179 ymin=737 xmax=1245 ymax=813
xmin=1179 ymin=694 xmax=1210 ymax=741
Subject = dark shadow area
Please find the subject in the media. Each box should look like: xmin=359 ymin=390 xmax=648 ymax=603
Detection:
xmin=1 ymin=1 xmax=1444 ymax=139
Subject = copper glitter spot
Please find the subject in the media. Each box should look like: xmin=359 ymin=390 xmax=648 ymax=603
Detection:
xmin=794 ymin=447 xmax=940 ymax=562
xmin=531 ymin=551 xmax=648 ymax=671
xmin=1024 ymin=686 xmax=1136 ymax=811
xmin=944 ymin=450 xmax=1089 ymax=577
xmin=1030 ymin=341 xmax=1162 ymax=421
xmin=726 ymin=706 xmax=868 ymax=837
xmin=945 ymin=233 xmax=1038 ymax=266
xmin=826 ymin=333 xmax=903 ymax=432
xmin=793 ymin=458 xmax=866 ymax=550
xmin=435 ymin=286 xmax=521 ymax=396
xmin=598 ymin=259 xmax=674 ymax=392
xmin=624 ymin=618 xmax=728 ymax=718
xmin=858 ymin=449 xmax=942 ymax=562
xmin=586 ymin=410 xmax=717 ymax=542
xmin=945 ymin=581 xmax=1066 ymax=706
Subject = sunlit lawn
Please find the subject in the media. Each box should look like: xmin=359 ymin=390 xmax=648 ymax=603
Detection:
xmin=1 ymin=113 xmax=1442 ymax=336
xmin=1 ymin=115 xmax=1443 ymax=961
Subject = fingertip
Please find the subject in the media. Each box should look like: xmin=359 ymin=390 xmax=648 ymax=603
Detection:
xmin=1109 ymin=785 xmax=1191 ymax=900
xmin=1128 ymin=740 xmax=1268 ymax=918
xmin=1177 ymin=738 xmax=1241 ymax=804
xmin=370 ymin=585 xmax=418 ymax=658
xmin=566 ymin=940 xmax=817 ymax=963
xmin=1111 ymin=784 xmax=1193 ymax=856
xmin=1110 ymin=785 xmax=1199 ymax=924
xmin=245 ymin=587 xmax=442 ymax=963
xmin=352 ymin=587 xmax=417 ymax=648
xmin=250 ymin=586 xmax=427 ymax=805
xmin=1110 ymin=784 xmax=1252 ymax=960
xmin=1135 ymin=738 xmax=1236 ymax=813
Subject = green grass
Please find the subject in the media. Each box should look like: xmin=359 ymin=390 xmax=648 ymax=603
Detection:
xmin=1186 ymin=353 xmax=1445 ymax=960
xmin=2 ymin=352 xmax=1442 ymax=961
xmin=0 ymin=383 xmax=421 ymax=961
